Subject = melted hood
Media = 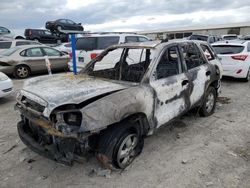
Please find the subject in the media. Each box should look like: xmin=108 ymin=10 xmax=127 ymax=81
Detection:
xmin=21 ymin=74 xmax=130 ymax=116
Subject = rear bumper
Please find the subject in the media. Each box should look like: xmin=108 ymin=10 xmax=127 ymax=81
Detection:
xmin=222 ymin=64 xmax=249 ymax=78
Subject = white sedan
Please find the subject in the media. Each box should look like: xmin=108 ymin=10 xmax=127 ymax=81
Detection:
xmin=212 ymin=40 xmax=250 ymax=81
xmin=0 ymin=72 xmax=13 ymax=98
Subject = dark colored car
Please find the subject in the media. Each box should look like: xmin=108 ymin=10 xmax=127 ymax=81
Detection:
xmin=45 ymin=19 xmax=83 ymax=33
xmin=24 ymin=29 xmax=69 ymax=44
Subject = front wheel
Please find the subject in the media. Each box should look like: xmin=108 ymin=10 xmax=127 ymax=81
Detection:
xmin=96 ymin=122 xmax=144 ymax=170
xmin=14 ymin=65 xmax=31 ymax=79
xmin=199 ymin=86 xmax=217 ymax=117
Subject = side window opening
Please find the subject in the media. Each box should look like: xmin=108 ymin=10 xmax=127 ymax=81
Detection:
xmin=200 ymin=44 xmax=215 ymax=61
xmin=181 ymin=43 xmax=205 ymax=70
xmin=156 ymin=46 xmax=181 ymax=79
xmin=125 ymin=36 xmax=138 ymax=43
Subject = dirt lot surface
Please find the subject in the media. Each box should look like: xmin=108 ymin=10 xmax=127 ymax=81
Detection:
xmin=0 ymin=76 xmax=250 ymax=188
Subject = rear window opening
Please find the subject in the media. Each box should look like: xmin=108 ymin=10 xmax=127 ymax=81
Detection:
xmin=212 ymin=45 xmax=244 ymax=54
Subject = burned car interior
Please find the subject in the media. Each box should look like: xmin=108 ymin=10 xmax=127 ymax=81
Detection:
xmin=84 ymin=48 xmax=152 ymax=83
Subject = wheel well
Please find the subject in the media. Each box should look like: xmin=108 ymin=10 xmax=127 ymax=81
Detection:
xmin=15 ymin=36 xmax=24 ymax=39
xmin=88 ymin=113 xmax=150 ymax=150
xmin=209 ymin=80 xmax=220 ymax=95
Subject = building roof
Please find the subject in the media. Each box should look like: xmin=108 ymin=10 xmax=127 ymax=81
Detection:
xmin=137 ymin=21 xmax=250 ymax=34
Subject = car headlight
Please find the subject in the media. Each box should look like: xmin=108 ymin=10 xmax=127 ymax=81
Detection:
xmin=64 ymin=111 xmax=82 ymax=127
xmin=0 ymin=72 xmax=9 ymax=81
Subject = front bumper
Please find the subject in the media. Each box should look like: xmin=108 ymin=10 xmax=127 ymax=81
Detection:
xmin=16 ymin=103 xmax=91 ymax=166
xmin=0 ymin=66 xmax=14 ymax=75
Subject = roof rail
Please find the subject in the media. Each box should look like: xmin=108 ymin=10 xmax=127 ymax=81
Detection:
xmin=82 ymin=32 xmax=138 ymax=35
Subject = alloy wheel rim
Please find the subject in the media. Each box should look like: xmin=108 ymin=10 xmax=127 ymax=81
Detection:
xmin=117 ymin=133 xmax=138 ymax=168
xmin=205 ymin=92 xmax=215 ymax=113
xmin=17 ymin=67 xmax=28 ymax=78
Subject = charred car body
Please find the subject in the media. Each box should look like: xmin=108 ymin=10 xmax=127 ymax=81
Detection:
xmin=16 ymin=40 xmax=221 ymax=169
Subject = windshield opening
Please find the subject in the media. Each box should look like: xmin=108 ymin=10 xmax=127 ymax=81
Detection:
xmin=81 ymin=47 xmax=153 ymax=83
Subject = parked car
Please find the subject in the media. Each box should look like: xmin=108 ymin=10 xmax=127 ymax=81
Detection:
xmin=16 ymin=40 xmax=220 ymax=169
xmin=221 ymin=34 xmax=238 ymax=41
xmin=0 ymin=39 xmax=42 ymax=52
xmin=53 ymin=42 xmax=71 ymax=54
xmin=46 ymin=19 xmax=83 ymax=33
xmin=69 ymin=32 xmax=150 ymax=71
xmin=212 ymin=40 xmax=250 ymax=81
xmin=0 ymin=45 xmax=70 ymax=78
xmin=189 ymin=34 xmax=222 ymax=44
xmin=0 ymin=72 xmax=13 ymax=98
xmin=24 ymin=29 xmax=69 ymax=44
xmin=0 ymin=26 xmax=24 ymax=40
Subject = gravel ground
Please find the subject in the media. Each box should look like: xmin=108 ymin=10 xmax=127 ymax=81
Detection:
xmin=0 ymin=76 xmax=250 ymax=188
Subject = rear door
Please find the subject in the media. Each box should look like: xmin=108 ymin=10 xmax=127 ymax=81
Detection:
xmin=150 ymin=45 xmax=191 ymax=128
xmin=41 ymin=47 xmax=68 ymax=70
xmin=180 ymin=42 xmax=211 ymax=107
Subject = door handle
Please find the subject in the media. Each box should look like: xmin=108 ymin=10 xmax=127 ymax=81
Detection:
xmin=182 ymin=80 xmax=189 ymax=86
xmin=206 ymin=71 xmax=211 ymax=76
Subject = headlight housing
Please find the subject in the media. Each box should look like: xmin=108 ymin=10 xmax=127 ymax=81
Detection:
xmin=63 ymin=111 xmax=82 ymax=127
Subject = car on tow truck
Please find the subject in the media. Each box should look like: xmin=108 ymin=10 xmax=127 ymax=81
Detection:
xmin=16 ymin=40 xmax=221 ymax=169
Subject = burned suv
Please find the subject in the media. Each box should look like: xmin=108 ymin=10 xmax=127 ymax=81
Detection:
xmin=16 ymin=40 xmax=221 ymax=169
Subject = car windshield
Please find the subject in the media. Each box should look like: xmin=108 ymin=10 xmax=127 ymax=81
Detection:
xmin=81 ymin=47 xmax=154 ymax=83
xmin=0 ymin=47 xmax=19 ymax=56
xmin=190 ymin=35 xmax=208 ymax=41
xmin=212 ymin=45 xmax=244 ymax=54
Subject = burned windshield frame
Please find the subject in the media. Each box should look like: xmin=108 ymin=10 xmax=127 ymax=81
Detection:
xmin=80 ymin=47 xmax=152 ymax=83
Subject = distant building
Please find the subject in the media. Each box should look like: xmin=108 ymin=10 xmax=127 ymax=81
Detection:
xmin=137 ymin=22 xmax=250 ymax=40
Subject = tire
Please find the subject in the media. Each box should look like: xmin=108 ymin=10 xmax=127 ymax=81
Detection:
xmin=96 ymin=121 xmax=144 ymax=170
xmin=243 ymin=69 xmax=250 ymax=82
xmin=199 ymin=86 xmax=217 ymax=117
xmin=14 ymin=65 xmax=31 ymax=79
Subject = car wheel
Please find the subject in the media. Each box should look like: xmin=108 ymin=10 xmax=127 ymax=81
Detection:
xmin=199 ymin=86 xmax=217 ymax=117
xmin=96 ymin=122 xmax=144 ymax=170
xmin=14 ymin=65 xmax=30 ymax=79
xmin=56 ymin=39 xmax=61 ymax=44
xmin=243 ymin=69 xmax=250 ymax=82
xmin=33 ymin=38 xmax=39 ymax=42
xmin=57 ymin=25 xmax=62 ymax=32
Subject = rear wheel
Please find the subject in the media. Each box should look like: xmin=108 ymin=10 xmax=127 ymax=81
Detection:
xmin=14 ymin=65 xmax=30 ymax=79
xmin=199 ymin=87 xmax=217 ymax=117
xmin=96 ymin=122 xmax=144 ymax=170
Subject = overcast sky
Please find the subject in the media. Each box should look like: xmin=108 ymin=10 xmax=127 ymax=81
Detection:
xmin=1 ymin=0 xmax=250 ymax=35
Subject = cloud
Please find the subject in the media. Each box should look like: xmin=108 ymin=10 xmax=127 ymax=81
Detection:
xmin=1 ymin=0 xmax=250 ymax=35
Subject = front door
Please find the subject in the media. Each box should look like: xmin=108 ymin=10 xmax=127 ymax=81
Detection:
xmin=150 ymin=45 xmax=191 ymax=128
